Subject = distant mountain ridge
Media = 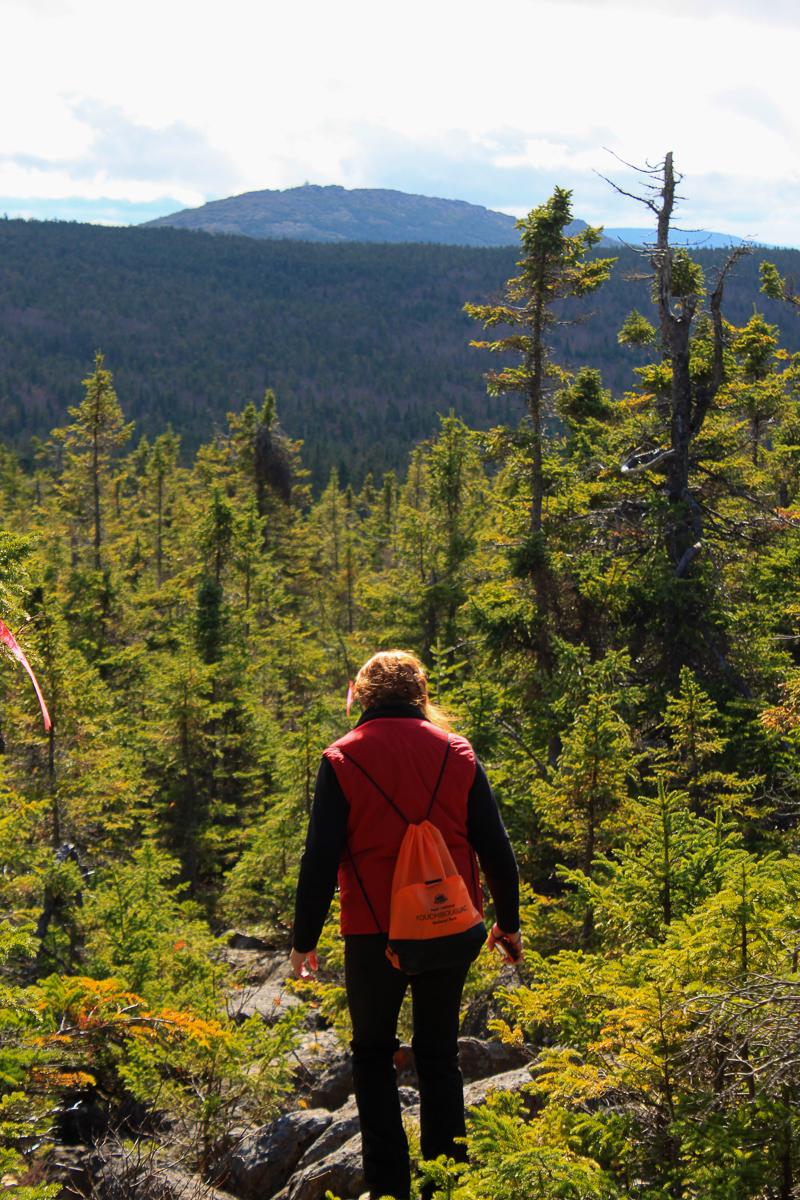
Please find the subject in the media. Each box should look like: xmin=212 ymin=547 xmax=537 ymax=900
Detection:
xmin=145 ymin=184 xmax=522 ymax=247
xmin=144 ymin=183 xmax=749 ymax=249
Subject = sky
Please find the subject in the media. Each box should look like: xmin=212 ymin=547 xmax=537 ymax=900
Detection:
xmin=2 ymin=0 xmax=800 ymax=243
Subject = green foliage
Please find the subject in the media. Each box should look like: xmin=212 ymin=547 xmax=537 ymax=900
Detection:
xmin=670 ymin=248 xmax=706 ymax=298
xmin=83 ymin=843 xmax=223 ymax=1010
xmin=564 ymin=778 xmax=741 ymax=945
xmin=0 ymin=924 xmax=59 ymax=1199
xmin=0 ymin=180 xmax=799 ymax=1199
xmin=555 ymin=369 xmax=615 ymax=425
xmin=759 ymin=259 xmax=790 ymax=303
xmin=618 ymin=308 xmax=656 ymax=348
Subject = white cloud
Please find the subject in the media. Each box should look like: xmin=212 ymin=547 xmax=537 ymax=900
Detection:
xmin=0 ymin=0 xmax=799 ymax=242
xmin=541 ymin=0 xmax=800 ymax=25
xmin=713 ymin=87 xmax=793 ymax=137
xmin=0 ymin=100 xmax=240 ymax=200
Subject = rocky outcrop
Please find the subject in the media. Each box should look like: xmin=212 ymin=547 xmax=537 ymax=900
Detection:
xmin=313 ymin=1035 xmax=535 ymax=1101
xmin=220 ymin=1110 xmax=333 ymax=1197
xmin=295 ymin=1099 xmax=360 ymax=1169
xmin=59 ymin=1142 xmax=242 ymax=1200
xmin=48 ymin=992 xmax=537 ymax=1200
xmin=220 ymin=1046 xmax=537 ymax=1200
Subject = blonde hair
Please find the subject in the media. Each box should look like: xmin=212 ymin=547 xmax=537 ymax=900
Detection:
xmin=353 ymin=650 xmax=452 ymax=730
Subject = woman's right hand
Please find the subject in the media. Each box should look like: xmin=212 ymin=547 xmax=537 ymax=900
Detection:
xmin=488 ymin=924 xmax=524 ymax=964
xmin=290 ymin=947 xmax=319 ymax=979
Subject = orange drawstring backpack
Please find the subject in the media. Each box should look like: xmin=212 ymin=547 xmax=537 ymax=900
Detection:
xmin=341 ymin=736 xmax=487 ymax=974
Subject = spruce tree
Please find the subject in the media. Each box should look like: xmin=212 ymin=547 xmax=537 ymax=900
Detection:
xmin=56 ymin=352 xmax=132 ymax=570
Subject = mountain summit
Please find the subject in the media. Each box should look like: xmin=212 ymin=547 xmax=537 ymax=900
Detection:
xmin=144 ymin=184 xmax=524 ymax=246
xmin=144 ymin=184 xmax=750 ymax=249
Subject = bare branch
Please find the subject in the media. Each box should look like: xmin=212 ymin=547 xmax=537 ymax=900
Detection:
xmin=674 ymin=541 xmax=702 ymax=578
xmin=593 ymin=170 xmax=660 ymax=216
xmin=621 ymin=446 xmax=674 ymax=475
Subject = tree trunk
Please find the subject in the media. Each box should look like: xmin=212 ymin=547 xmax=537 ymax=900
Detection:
xmin=661 ymin=795 xmax=672 ymax=926
xmin=181 ymin=715 xmax=198 ymax=895
xmin=93 ymin=425 xmax=101 ymax=570
xmin=156 ymin=477 xmax=163 ymax=586
xmin=527 ymin=263 xmax=546 ymax=536
xmin=656 ymin=155 xmax=694 ymax=509
xmin=49 ymin=725 xmax=59 ymax=848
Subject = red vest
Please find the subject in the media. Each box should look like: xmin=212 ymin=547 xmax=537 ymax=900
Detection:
xmin=325 ymin=717 xmax=482 ymax=935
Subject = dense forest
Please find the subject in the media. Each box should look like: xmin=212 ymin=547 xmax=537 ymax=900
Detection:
xmin=3 ymin=163 xmax=800 ymax=1199
xmin=2 ymin=217 xmax=800 ymax=489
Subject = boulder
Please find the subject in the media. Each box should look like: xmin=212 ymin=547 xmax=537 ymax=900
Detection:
xmin=394 ymin=1037 xmax=534 ymax=1088
xmin=280 ymin=1132 xmax=364 ymax=1200
xmin=296 ymin=1105 xmax=360 ymax=1171
xmin=463 ymin=1065 xmax=539 ymax=1118
xmin=227 ymin=932 xmax=276 ymax=952
xmin=308 ymin=1054 xmax=353 ymax=1110
xmin=457 ymin=1036 xmax=536 ymax=1082
xmin=221 ymin=1109 xmax=332 ymax=1198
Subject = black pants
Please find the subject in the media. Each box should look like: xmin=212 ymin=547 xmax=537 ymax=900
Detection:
xmin=345 ymin=933 xmax=470 ymax=1200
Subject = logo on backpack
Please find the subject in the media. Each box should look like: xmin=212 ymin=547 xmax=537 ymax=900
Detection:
xmin=433 ymin=893 xmax=448 ymax=905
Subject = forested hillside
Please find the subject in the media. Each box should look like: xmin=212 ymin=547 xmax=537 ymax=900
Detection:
xmin=2 ymin=175 xmax=800 ymax=1199
xmin=2 ymin=217 xmax=800 ymax=490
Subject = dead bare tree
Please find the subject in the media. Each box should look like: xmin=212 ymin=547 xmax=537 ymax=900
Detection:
xmin=600 ymin=152 xmax=759 ymax=679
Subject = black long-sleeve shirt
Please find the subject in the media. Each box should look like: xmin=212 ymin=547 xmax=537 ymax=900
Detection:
xmin=292 ymin=704 xmax=520 ymax=952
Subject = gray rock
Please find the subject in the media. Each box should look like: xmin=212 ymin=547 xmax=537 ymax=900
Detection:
xmin=227 ymin=953 xmax=301 ymax=1025
xmin=283 ymin=1132 xmax=364 ymax=1200
xmin=227 ymin=932 xmax=276 ymax=952
xmin=463 ymin=1066 xmax=539 ymax=1117
xmin=457 ymin=1036 xmax=536 ymax=1082
xmin=393 ymin=1037 xmax=535 ymax=1088
xmin=308 ymin=1054 xmax=353 ymax=1110
xmin=399 ymin=1069 xmax=535 ymax=1138
xmin=273 ymin=1065 xmax=535 ymax=1200
xmin=293 ymin=1029 xmax=345 ymax=1075
xmin=221 ymin=1110 xmax=332 ymax=1197
xmin=291 ymin=1030 xmax=348 ymax=1093
xmin=296 ymin=1112 xmax=360 ymax=1171
xmin=296 ymin=1083 xmax=419 ymax=1172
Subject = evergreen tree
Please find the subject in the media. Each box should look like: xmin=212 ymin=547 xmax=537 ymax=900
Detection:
xmin=53 ymin=352 xmax=133 ymax=570
xmin=148 ymin=425 xmax=179 ymax=585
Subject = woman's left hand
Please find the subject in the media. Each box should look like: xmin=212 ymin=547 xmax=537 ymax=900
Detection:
xmin=289 ymin=947 xmax=319 ymax=979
